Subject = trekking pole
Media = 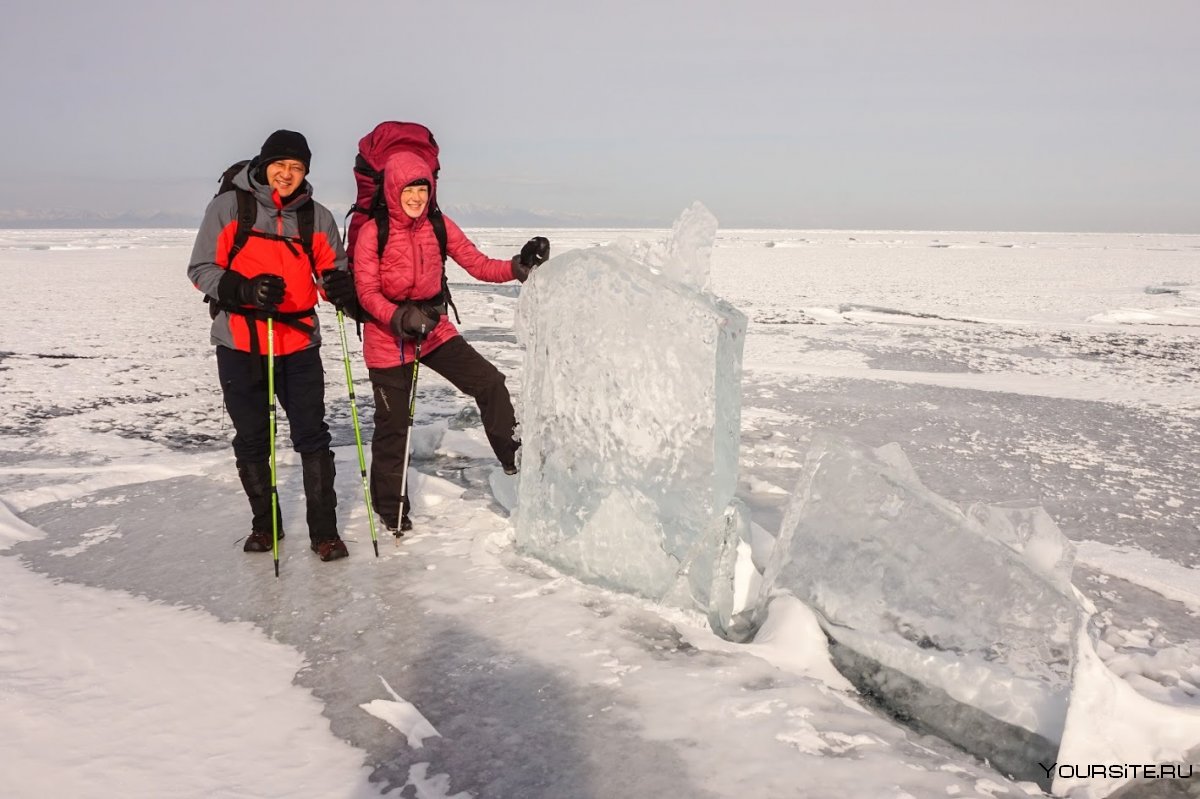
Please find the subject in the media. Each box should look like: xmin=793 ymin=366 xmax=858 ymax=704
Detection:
xmin=267 ymin=317 xmax=281 ymax=578
xmin=396 ymin=332 xmax=424 ymax=539
xmin=335 ymin=307 xmax=379 ymax=557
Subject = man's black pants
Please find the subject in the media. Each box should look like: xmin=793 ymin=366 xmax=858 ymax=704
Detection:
xmin=217 ymin=345 xmax=332 ymax=464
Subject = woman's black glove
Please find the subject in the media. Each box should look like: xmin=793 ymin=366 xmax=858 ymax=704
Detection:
xmin=390 ymin=301 xmax=442 ymax=341
xmin=512 ymin=236 xmax=550 ymax=283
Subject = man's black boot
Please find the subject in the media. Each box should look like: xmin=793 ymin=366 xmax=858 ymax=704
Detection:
xmin=302 ymin=449 xmax=346 ymax=560
xmin=237 ymin=460 xmax=283 ymax=552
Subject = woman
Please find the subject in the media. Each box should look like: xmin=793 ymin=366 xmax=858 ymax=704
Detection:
xmin=353 ymin=150 xmax=548 ymax=535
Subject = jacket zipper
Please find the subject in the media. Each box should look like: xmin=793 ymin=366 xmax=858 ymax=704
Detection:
xmin=403 ymin=225 xmax=423 ymax=365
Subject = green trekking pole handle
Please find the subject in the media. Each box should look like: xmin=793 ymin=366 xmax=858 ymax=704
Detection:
xmin=268 ymin=317 xmax=280 ymax=578
xmin=336 ymin=308 xmax=379 ymax=557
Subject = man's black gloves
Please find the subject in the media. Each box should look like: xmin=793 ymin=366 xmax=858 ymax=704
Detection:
xmin=218 ymin=271 xmax=286 ymax=310
xmin=512 ymin=236 xmax=550 ymax=283
xmin=390 ymin=301 xmax=443 ymax=341
xmin=321 ymin=269 xmax=357 ymax=310
xmin=244 ymin=274 xmax=285 ymax=309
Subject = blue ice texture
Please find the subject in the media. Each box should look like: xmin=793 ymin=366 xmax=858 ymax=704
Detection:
xmin=757 ymin=433 xmax=1083 ymax=746
xmin=513 ymin=203 xmax=750 ymax=635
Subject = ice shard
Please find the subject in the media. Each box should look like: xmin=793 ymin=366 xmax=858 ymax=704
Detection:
xmin=758 ymin=433 xmax=1082 ymax=787
xmin=513 ymin=204 xmax=749 ymax=632
xmin=964 ymin=500 xmax=1076 ymax=593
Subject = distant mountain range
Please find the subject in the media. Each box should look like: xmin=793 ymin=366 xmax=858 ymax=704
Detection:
xmin=0 ymin=208 xmax=200 ymax=229
xmin=0 ymin=204 xmax=656 ymax=229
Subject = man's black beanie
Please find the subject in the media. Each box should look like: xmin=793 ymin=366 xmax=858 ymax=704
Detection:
xmin=257 ymin=129 xmax=312 ymax=172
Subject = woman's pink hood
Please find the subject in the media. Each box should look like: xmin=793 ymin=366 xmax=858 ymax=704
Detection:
xmin=354 ymin=150 xmax=517 ymax=369
xmin=383 ymin=151 xmax=435 ymax=225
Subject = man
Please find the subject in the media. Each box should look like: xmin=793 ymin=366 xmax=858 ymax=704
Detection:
xmin=187 ymin=129 xmax=360 ymax=561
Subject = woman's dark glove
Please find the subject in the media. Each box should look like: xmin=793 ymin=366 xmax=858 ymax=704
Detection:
xmin=390 ymin=301 xmax=442 ymax=341
xmin=513 ymin=236 xmax=550 ymax=283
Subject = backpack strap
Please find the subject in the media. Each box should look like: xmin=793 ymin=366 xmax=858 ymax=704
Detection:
xmin=428 ymin=207 xmax=448 ymax=263
xmin=227 ymin=188 xmax=257 ymax=267
xmin=227 ymin=186 xmax=316 ymax=275
xmin=427 ymin=207 xmax=460 ymax=323
xmin=204 ymin=186 xmax=258 ymax=317
xmin=295 ymin=200 xmax=316 ymax=275
xmin=374 ymin=201 xmax=389 ymax=259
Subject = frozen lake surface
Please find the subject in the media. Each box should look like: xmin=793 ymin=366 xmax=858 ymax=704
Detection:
xmin=0 ymin=226 xmax=1197 ymax=798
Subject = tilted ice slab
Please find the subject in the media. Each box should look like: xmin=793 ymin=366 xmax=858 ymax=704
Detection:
xmin=758 ymin=433 xmax=1082 ymax=787
xmin=514 ymin=204 xmax=750 ymax=634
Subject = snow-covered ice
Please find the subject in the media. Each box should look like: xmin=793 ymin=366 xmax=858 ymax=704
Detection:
xmin=1 ymin=225 xmax=1198 ymax=797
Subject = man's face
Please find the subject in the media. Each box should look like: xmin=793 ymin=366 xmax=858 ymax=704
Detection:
xmin=265 ymin=159 xmax=307 ymax=197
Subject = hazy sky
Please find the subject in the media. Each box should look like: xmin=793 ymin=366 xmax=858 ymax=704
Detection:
xmin=3 ymin=0 xmax=1198 ymax=231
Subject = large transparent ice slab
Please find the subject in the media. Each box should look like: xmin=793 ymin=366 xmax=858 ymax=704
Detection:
xmin=513 ymin=204 xmax=748 ymax=629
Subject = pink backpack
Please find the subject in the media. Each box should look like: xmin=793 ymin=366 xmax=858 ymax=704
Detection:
xmin=345 ymin=121 xmax=454 ymax=319
xmin=346 ymin=121 xmax=446 ymax=270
